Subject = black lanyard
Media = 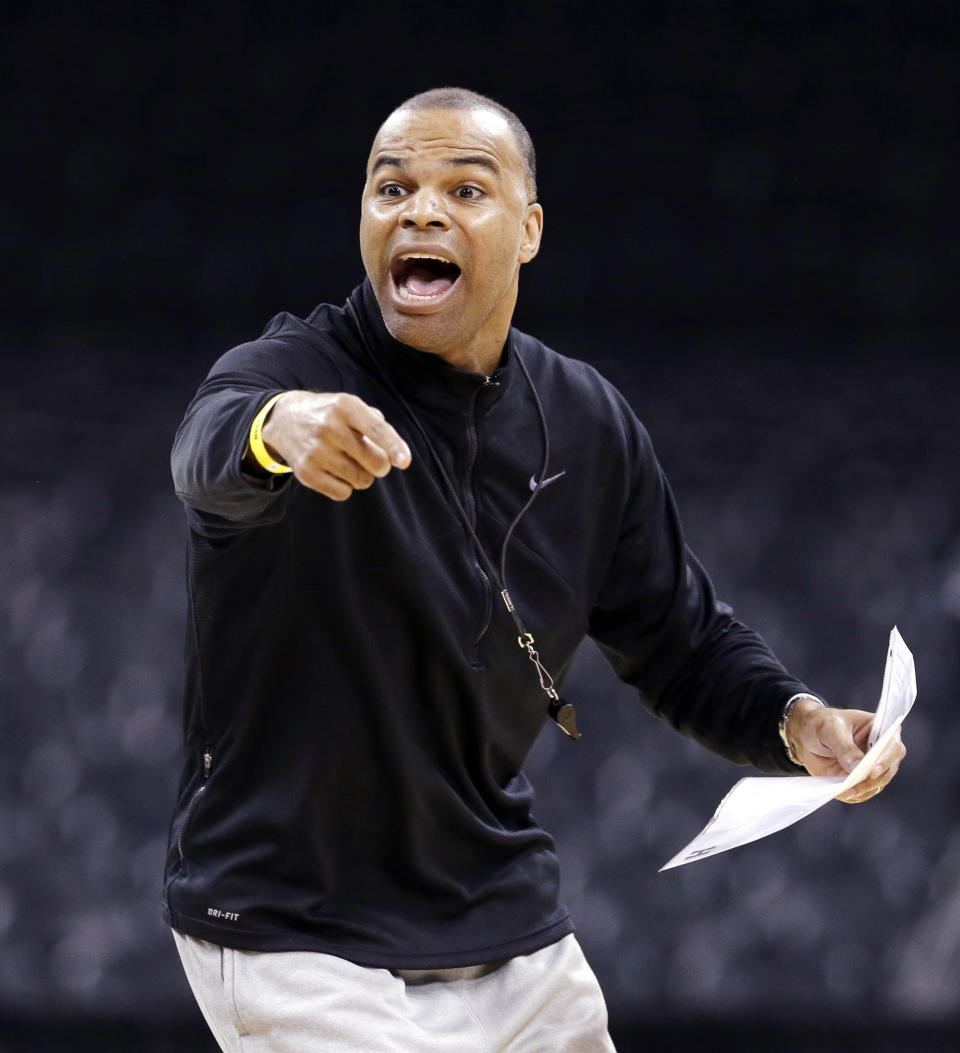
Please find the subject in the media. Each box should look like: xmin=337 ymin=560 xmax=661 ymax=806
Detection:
xmin=346 ymin=303 xmax=580 ymax=739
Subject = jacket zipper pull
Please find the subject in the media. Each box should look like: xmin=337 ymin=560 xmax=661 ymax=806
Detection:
xmin=178 ymin=748 xmax=213 ymax=862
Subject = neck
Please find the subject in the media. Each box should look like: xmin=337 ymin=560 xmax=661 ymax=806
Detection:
xmin=431 ymin=284 xmax=518 ymax=375
xmin=434 ymin=334 xmax=507 ymax=376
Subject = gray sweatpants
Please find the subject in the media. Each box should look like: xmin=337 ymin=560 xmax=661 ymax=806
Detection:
xmin=173 ymin=930 xmax=616 ymax=1052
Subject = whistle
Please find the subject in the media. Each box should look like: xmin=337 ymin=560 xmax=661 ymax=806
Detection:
xmin=548 ymin=697 xmax=581 ymax=740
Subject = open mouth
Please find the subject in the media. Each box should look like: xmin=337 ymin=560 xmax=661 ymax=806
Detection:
xmin=390 ymin=253 xmax=462 ymax=302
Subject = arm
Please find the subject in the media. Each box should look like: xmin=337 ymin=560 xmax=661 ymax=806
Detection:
xmin=171 ymin=340 xmax=410 ymax=525
xmin=587 ymin=418 xmax=805 ymax=772
xmin=588 ymin=409 xmax=905 ymax=790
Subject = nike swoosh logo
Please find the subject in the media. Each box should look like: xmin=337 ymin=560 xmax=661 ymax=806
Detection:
xmin=529 ymin=470 xmax=567 ymax=492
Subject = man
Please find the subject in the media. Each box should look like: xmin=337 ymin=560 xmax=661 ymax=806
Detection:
xmin=164 ymin=88 xmax=905 ymax=1052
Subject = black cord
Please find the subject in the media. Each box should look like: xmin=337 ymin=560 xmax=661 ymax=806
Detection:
xmin=344 ymin=303 xmax=581 ymax=738
xmin=498 ymin=350 xmax=552 ymax=593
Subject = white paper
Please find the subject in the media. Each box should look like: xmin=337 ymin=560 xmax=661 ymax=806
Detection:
xmin=868 ymin=626 xmax=917 ymax=750
xmin=660 ymin=627 xmax=915 ymax=871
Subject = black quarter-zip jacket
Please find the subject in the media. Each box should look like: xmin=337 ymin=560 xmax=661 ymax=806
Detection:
xmin=162 ymin=279 xmax=812 ymax=967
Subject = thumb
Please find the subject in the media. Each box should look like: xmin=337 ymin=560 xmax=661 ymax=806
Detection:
xmin=816 ymin=712 xmax=866 ymax=774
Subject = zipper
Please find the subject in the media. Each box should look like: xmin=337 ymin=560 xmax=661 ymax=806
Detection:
xmin=177 ymin=747 xmax=212 ymax=862
xmin=464 ymin=376 xmax=497 ymax=650
xmin=471 ymin=560 xmax=494 ymax=650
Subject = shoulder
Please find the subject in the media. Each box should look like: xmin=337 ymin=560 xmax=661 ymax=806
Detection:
xmin=207 ymin=302 xmax=350 ymax=388
xmin=511 ymin=328 xmax=652 ymax=455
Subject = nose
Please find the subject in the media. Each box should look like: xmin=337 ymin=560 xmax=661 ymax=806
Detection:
xmin=400 ymin=188 xmax=449 ymax=230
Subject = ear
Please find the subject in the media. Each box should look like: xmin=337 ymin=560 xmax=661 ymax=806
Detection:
xmin=518 ymin=203 xmax=544 ymax=264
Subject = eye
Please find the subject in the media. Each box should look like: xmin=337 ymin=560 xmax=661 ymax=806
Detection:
xmin=378 ymin=183 xmax=405 ymax=198
xmin=456 ymin=185 xmax=484 ymax=201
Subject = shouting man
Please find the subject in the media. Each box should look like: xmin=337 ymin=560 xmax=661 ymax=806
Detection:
xmin=164 ymin=87 xmax=905 ymax=1052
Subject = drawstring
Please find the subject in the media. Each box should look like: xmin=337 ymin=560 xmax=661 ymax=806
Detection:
xmin=345 ymin=302 xmax=580 ymax=739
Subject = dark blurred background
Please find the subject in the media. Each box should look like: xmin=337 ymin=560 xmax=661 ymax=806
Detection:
xmin=3 ymin=1 xmax=959 ymax=1050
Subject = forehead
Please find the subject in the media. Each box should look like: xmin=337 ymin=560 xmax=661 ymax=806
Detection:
xmin=368 ymin=106 xmax=524 ymax=177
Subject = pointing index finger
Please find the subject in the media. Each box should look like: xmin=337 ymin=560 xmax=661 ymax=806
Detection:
xmin=346 ymin=400 xmax=411 ymax=470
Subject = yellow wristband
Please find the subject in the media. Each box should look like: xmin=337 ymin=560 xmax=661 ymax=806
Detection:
xmin=248 ymin=393 xmax=293 ymax=474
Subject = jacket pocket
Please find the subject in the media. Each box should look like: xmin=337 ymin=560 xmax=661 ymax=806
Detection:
xmin=177 ymin=746 xmax=213 ymax=864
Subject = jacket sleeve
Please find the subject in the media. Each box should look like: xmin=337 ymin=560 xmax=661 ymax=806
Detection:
xmin=171 ymin=334 xmax=340 ymax=530
xmin=587 ymin=408 xmax=810 ymax=775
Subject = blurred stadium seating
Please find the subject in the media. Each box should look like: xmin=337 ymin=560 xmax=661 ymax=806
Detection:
xmin=3 ymin=2 xmax=958 ymax=1048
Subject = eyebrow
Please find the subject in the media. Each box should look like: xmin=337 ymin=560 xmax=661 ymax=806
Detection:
xmin=369 ymin=155 xmax=501 ymax=177
xmin=444 ymin=155 xmax=500 ymax=175
xmin=371 ymin=156 xmax=405 ymax=175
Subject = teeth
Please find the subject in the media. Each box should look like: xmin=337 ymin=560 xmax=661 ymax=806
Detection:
xmin=399 ymin=253 xmax=454 ymax=265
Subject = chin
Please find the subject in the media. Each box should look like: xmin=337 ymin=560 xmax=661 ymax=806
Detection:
xmin=382 ymin=309 xmax=456 ymax=357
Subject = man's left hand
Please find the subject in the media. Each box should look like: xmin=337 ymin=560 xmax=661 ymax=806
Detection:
xmin=785 ymin=699 xmax=906 ymax=804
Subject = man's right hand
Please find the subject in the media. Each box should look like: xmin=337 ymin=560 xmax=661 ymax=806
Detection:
xmin=255 ymin=391 xmax=411 ymax=501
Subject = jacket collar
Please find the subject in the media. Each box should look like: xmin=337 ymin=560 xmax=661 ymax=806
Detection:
xmin=344 ymin=279 xmax=513 ymax=415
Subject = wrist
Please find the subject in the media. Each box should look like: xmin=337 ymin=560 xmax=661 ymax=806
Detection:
xmin=779 ymin=693 xmax=826 ymax=768
xmin=248 ymin=393 xmax=292 ymax=474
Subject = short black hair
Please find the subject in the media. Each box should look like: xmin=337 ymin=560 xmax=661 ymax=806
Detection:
xmin=392 ymin=87 xmax=537 ymax=202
